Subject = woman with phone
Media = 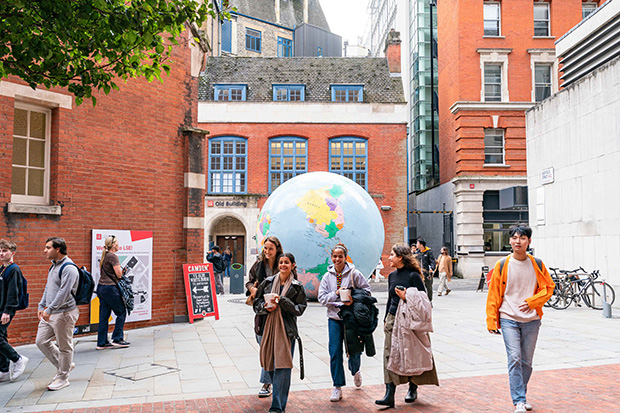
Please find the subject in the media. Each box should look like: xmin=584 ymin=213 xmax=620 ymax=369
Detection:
xmin=246 ymin=236 xmax=283 ymax=397
xmin=253 ymin=252 xmax=307 ymax=413
xmin=375 ymin=244 xmax=438 ymax=408
xmin=318 ymin=243 xmax=371 ymax=402
xmin=96 ymin=235 xmax=129 ymax=350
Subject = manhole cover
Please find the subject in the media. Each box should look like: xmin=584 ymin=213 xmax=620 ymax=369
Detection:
xmin=104 ymin=363 xmax=179 ymax=381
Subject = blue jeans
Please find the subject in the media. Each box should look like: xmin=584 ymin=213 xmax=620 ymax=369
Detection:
xmin=255 ymin=334 xmax=272 ymax=384
xmin=97 ymin=284 xmax=127 ymax=346
xmin=267 ymin=339 xmax=295 ymax=412
xmin=328 ymin=318 xmax=362 ymax=387
xmin=500 ymin=318 xmax=541 ymax=404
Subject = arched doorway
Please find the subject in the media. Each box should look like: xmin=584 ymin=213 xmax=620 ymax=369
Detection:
xmin=209 ymin=215 xmax=246 ymax=266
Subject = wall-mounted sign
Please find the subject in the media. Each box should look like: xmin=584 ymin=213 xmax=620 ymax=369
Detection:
xmin=207 ymin=199 xmax=248 ymax=208
xmin=541 ymin=167 xmax=554 ymax=185
xmin=183 ymin=263 xmax=219 ymax=323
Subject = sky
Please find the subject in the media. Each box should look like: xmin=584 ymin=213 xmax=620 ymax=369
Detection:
xmin=319 ymin=0 xmax=370 ymax=45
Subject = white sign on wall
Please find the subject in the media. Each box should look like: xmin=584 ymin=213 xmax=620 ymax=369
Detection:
xmin=541 ymin=167 xmax=554 ymax=184
xmin=91 ymin=230 xmax=153 ymax=323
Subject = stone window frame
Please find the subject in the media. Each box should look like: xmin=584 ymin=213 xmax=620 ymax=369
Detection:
xmin=483 ymin=2 xmax=501 ymax=37
xmin=528 ymin=49 xmax=558 ymax=102
xmin=329 ymin=137 xmax=368 ymax=189
xmin=208 ymin=136 xmax=247 ymax=194
xmin=272 ymin=84 xmax=305 ymax=102
xmin=478 ymin=48 xmax=511 ymax=102
xmin=11 ymin=102 xmax=52 ymax=206
xmin=533 ymin=2 xmax=550 ymax=37
xmin=268 ymin=137 xmax=307 ymax=193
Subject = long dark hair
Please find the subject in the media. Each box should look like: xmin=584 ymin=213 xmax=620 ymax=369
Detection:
xmin=280 ymin=252 xmax=298 ymax=280
xmin=392 ymin=244 xmax=422 ymax=275
xmin=260 ymin=235 xmax=283 ymax=271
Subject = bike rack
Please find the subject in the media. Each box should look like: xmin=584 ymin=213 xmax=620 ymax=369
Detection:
xmin=602 ymin=280 xmax=613 ymax=319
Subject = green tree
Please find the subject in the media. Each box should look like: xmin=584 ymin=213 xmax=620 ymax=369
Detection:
xmin=0 ymin=0 xmax=229 ymax=104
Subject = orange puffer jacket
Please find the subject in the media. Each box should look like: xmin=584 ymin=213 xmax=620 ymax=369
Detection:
xmin=485 ymin=254 xmax=555 ymax=331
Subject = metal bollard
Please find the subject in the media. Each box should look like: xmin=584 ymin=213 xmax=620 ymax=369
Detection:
xmin=602 ymin=281 xmax=612 ymax=319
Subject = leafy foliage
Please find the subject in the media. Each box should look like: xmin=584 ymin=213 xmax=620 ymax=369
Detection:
xmin=0 ymin=0 xmax=229 ymax=105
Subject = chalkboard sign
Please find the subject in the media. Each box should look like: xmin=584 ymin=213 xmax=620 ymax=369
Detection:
xmin=183 ymin=263 xmax=219 ymax=323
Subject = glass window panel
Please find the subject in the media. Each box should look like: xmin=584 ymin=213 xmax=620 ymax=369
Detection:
xmin=343 ymin=142 xmax=353 ymax=155
xmin=350 ymin=90 xmax=359 ymax=101
xmin=236 ymin=141 xmax=246 ymax=154
xmin=30 ymin=111 xmax=46 ymax=139
xmin=535 ymin=65 xmax=551 ymax=83
xmin=283 ymin=142 xmax=293 ymax=155
xmin=212 ymin=142 xmax=221 ymax=154
xmin=356 ymin=175 xmax=365 ymax=188
xmin=484 ymin=85 xmax=502 ymax=102
xmin=28 ymin=168 xmax=44 ymax=196
xmin=533 ymin=4 xmax=549 ymax=20
xmin=271 ymin=142 xmax=281 ymax=155
xmin=217 ymin=89 xmax=228 ymax=101
xmin=271 ymin=157 xmax=281 ymax=169
xmin=290 ymin=89 xmax=301 ymax=101
xmin=282 ymin=158 xmax=293 ymax=170
xmin=484 ymin=65 xmax=501 ymax=83
xmin=223 ymin=157 xmax=233 ymax=170
xmin=13 ymin=109 xmax=27 ymax=136
xmin=344 ymin=172 xmax=354 ymax=180
xmin=343 ymin=158 xmax=353 ymax=170
xmin=356 ymin=158 xmax=365 ymax=170
xmin=535 ymin=87 xmax=551 ymax=102
xmin=583 ymin=4 xmax=597 ymax=19
xmin=223 ymin=142 xmax=233 ymax=154
xmin=12 ymin=137 xmax=27 ymax=166
xmin=211 ymin=156 xmax=220 ymax=169
xmin=12 ymin=166 xmax=26 ymax=195
xmin=356 ymin=143 xmax=366 ymax=155
xmin=335 ymin=89 xmax=346 ymax=101
xmin=275 ymin=88 xmax=287 ymax=101
xmin=331 ymin=158 xmax=341 ymax=169
xmin=331 ymin=142 xmax=341 ymax=155
xmin=236 ymin=157 xmax=244 ymax=170
xmin=484 ymin=3 xmax=499 ymax=20
xmin=296 ymin=158 xmax=305 ymax=169
xmin=296 ymin=142 xmax=306 ymax=155
xmin=29 ymin=139 xmax=45 ymax=168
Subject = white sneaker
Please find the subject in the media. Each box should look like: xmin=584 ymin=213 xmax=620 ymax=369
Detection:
xmin=11 ymin=356 xmax=29 ymax=380
xmin=47 ymin=378 xmax=70 ymax=391
xmin=353 ymin=370 xmax=362 ymax=387
xmin=330 ymin=386 xmax=342 ymax=402
xmin=52 ymin=362 xmax=75 ymax=382
xmin=525 ymin=402 xmax=532 ymax=411
xmin=514 ymin=402 xmax=527 ymax=413
xmin=0 ymin=371 xmax=10 ymax=382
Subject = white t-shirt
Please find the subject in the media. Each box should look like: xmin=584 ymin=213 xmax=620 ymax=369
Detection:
xmin=499 ymin=255 xmax=540 ymax=323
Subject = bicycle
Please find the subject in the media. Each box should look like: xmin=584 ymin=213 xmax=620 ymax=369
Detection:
xmin=550 ymin=268 xmax=615 ymax=310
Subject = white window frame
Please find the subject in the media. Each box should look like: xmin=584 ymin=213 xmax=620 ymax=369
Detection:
xmin=478 ymin=49 xmax=511 ymax=102
xmin=11 ymin=102 xmax=52 ymax=205
xmin=528 ymin=49 xmax=558 ymax=102
xmin=582 ymin=3 xmax=597 ymax=20
xmin=484 ymin=128 xmax=505 ymax=165
xmin=533 ymin=3 xmax=550 ymax=37
xmin=483 ymin=2 xmax=501 ymax=37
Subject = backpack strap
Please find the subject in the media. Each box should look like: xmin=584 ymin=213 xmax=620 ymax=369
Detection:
xmin=57 ymin=262 xmax=78 ymax=279
xmin=498 ymin=257 xmax=508 ymax=276
xmin=533 ymin=257 xmax=543 ymax=272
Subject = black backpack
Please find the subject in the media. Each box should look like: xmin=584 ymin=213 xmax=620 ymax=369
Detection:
xmin=56 ymin=263 xmax=95 ymax=305
xmin=4 ymin=264 xmax=29 ymax=311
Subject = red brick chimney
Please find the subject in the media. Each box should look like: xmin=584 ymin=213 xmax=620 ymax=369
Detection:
xmin=385 ymin=29 xmax=401 ymax=74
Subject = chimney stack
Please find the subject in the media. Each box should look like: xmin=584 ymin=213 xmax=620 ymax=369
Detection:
xmin=303 ymin=0 xmax=309 ymax=23
xmin=385 ymin=29 xmax=401 ymax=74
xmin=275 ymin=0 xmax=280 ymax=23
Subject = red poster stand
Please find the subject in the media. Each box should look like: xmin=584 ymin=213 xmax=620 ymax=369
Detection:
xmin=183 ymin=263 xmax=219 ymax=323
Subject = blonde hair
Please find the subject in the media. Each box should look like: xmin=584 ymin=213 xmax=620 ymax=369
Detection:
xmin=100 ymin=236 xmax=118 ymax=269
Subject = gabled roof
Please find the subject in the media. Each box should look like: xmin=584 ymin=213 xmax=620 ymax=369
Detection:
xmin=198 ymin=57 xmax=406 ymax=104
xmin=231 ymin=0 xmax=330 ymax=31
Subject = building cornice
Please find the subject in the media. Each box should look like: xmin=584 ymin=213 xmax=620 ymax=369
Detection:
xmin=450 ymin=101 xmax=536 ymax=114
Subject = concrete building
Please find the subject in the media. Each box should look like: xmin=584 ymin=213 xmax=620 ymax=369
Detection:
xmin=206 ymin=0 xmax=341 ymax=58
xmin=415 ymin=0 xmax=600 ymax=277
xmin=197 ymin=45 xmax=408 ymax=273
xmin=526 ymin=0 xmax=620 ymax=296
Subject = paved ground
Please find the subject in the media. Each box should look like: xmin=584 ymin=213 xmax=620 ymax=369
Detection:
xmin=2 ymin=278 xmax=620 ymax=412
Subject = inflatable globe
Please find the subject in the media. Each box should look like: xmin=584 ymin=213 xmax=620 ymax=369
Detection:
xmin=256 ymin=172 xmax=385 ymax=299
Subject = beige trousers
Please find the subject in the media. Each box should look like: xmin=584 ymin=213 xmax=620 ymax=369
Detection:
xmin=36 ymin=308 xmax=79 ymax=380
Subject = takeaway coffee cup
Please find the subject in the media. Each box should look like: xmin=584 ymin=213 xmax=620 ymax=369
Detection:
xmin=264 ymin=293 xmax=277 ymax=308
xmin=340 ymin=289 xmax=352 ymax=303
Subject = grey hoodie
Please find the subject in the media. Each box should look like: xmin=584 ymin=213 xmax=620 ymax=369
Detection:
xmin=318 ymin=263 xmax=371 ymax=320
xmin=38 ymin=256 xmax=79 ymax=315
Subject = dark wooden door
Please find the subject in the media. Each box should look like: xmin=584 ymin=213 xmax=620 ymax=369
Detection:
xmin=216 ymin=235 xmax=245 ymax=266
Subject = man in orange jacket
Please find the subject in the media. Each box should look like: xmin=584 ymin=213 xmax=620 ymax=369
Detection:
xmin=485 ymin=224 xmax=554 ymax=413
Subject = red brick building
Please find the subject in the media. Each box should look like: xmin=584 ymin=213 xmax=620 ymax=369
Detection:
xmin=418 ymin=0 xmax=603 ymax=276
xmin=0 ymin=33 xmax=209 ymax=344
xmin=197 ymin=48 xmax=408 ymax=278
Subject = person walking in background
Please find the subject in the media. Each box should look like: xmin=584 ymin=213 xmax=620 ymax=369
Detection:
xmin=318 ymin=243 xmax=371 ymax=402
xmin=246 ymin=236 xmax=283 ymax=398
xmin=223 ymin=246 xmax=233 ymax=278
xmin=254 ymin=253 xmax=307 ymax=413
xmin=415 ymin=239 xmax=435 ymax=302
xmin=96 ymin=235 xmax=129 ymax=350
xmin=486 ymin=224 xmax=555 ymax=413
xmin=207 ymin=246 xmax=226 ymax=295
xmin=0 ymin=239 xmax=29 ymax=382
xmin=436 ymin=247 xmax=453 ymax=296
xmin=376 ymin=244 xmax=439 ymax=408
xmin=36 ymin=237 xmax=80 ymax=391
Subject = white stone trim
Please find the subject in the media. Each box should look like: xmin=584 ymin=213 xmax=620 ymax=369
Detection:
xmin=197 ymin=102 xmax=408 ymax=124
xmin=184 ymin=217 xmax=205 ymax=229
xmin=477 ymin=48 xmax=511 ymax=102
xmin=528 ymin=49 xmax=558 ymax=102
xmin=7 ymin=203 xmax=61 ymax=215
xmin=0 ymin=81 xmax=72 ymax=109
xmin=450 ymin=101 xmax=536 ymax=114
xmin=184 ymin=172 xmax=206 ymax=189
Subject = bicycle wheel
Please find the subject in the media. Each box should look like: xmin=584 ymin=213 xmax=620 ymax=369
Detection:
xmin=549 ymin=284 xmax=572 ymax=310
xmin=582 ymin=281 xmax=616 ymax=310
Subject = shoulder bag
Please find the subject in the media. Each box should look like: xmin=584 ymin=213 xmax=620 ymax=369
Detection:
xmin=103 ymin=265 xmax=135 ymax=315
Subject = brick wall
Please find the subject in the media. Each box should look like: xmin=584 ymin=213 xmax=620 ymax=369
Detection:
xmin=0 ymin=42 xmax=199 ymax=345
xmin=198 ymin=122 xmax=408 ymax=264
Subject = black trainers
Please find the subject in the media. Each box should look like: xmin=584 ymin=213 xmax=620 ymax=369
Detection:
xmin=112 ymin=340 xmax=130 ymax=348
xmin=96 ymin=342 xmax=114 ymax=350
